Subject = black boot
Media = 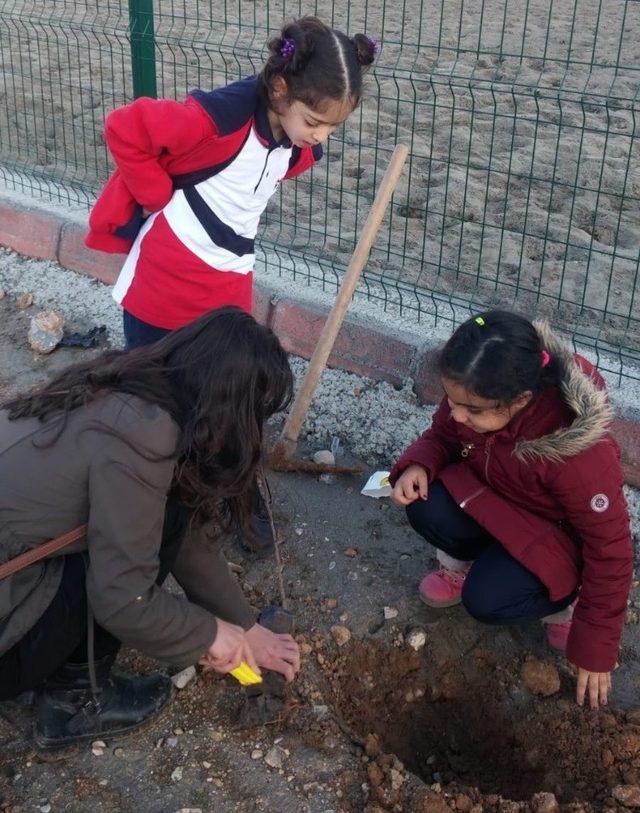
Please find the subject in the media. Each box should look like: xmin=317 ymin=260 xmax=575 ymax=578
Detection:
xmin=237 ymin=478 xmax=275 ymax=556
xmin=34 ymin=656 xmax=172 ymax=750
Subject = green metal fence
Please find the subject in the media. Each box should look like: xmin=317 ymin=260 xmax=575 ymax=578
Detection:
xmin=1 ymin=1 xmax=639 ymax=381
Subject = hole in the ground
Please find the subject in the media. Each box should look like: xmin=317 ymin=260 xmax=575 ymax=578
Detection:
xmin=321 ymin=641 xmax=639 ymax=806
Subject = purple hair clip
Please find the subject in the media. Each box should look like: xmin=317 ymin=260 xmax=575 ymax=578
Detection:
xmin=280 ymin=37 xmax=295 ymax=60
xmin=367 ymin=35 xmax=379 ymax=56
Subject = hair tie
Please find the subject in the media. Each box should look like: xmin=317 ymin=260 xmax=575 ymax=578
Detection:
xmin=541 ymin=349 xmax=551 ymax=368
xmin=280 ymin=38 xmax=295 ymax=59
xmin=475 ymin=316 xmax=485 ymax=326
xmin=367 ymin=36 xmax=379 ymax=56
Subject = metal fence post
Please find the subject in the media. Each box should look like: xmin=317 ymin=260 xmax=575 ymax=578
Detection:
xmin=128 ymin=0 xmax=157 ymax=98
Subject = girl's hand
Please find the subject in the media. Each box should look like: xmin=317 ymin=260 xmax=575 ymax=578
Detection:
xmin=244 ymin=623 xmax=301 ymax=683
xmin=576 ymin=668 xmax=611 ymax=708
xmin=391 ymin=464 xmax=429 ymax=506
xmin=199 ymin=618 xmax=261 ymax=676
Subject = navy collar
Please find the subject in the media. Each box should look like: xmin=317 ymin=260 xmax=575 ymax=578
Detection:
xmin=254 ymin=94 xmax=292 ymax=149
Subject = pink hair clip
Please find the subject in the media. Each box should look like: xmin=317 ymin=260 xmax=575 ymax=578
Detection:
xmin=541 ymin=349 xmax=551 ymax=368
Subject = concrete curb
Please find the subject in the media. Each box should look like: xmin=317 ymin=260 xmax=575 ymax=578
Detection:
xmin=1 ymin=193 xmax=639 ymax=487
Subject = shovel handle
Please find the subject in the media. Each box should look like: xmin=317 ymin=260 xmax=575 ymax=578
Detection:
xmin=279 ymin=144 xmax=409 ymax=454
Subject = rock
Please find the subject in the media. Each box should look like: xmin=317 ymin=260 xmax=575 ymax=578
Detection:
xmin=319 ymin=472 xmax=336 ymax=484
xmin=28 ymin=310 xmax=64 ymax=354
xmin=531 ymin=791 xmax=559 ymax=813
xmin=415 ymin=790 xmax=451 ymax=813
xmin=323 ymin=598 xmax=338 ymax=610
xmin=175 ymin=809 xmax=203 ymax=813
xmin=313 ymin=450 xmax=335 ymax=465
xmin=330 ymin=625 xmax=351 ymax=646
xmin=39 ymin=805 xmax=51 ymax=813
xmin=114 ymin=747 xmax=124 ymax=757
xmin=251 ymin=749 xmax=264 ymax=760
xmin=383 ymin=606 xmax=399 ymax=620
xmin=91 ymin=747 xmax=104 ymax=757
xmin=613 ymin=786 xmax=640 ymax=807
xmin=0 ymin=288 xmax=5 ymax=299
xmin=209 ymin=730 xmax=224 ymax=742
xmin=171 ymin=665 xmax=196 ymax=689
xmin=627 ymin=709 xmax=640 ymax=726
xmin=170 ymin=766 xmax=183 ymax=782
xmin=344 ymin=547 xmax=358 ymax=557
xmin=365 ymin=733 xmax=381 ymax=758
xmin=18 ymin=292 xmax=34 ymax=309
xmin=92 ymin=740 xmax=106 ymax=749
xmin=455 ymin=794 xmax=473 ymax=812
xmin=613 ymin=732 xmax=640 ymax=759
xmin=173 ymin=727 xmax=184 ymax=735
xmin=407 ymin=629 xmax=427 ymax=651
xmin=521 ymin=658 xmax=560 ymax=696
xmin=165 ymin=737 xmax=178 ymax=748
xmin=264 ymin=745 xmax=287 ymax=769
xmin=390 ymin=768 xmax=405 ymax=791
xmin=602 ymin=748 xmax=615 ymax=767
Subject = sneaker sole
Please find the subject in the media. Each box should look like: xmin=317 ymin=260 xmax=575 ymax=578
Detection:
xmin=419 ymin=592 xmax=464 ymax=609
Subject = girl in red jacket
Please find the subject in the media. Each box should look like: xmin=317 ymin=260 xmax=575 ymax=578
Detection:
xmin=390 ymin=310 xmax=633 ymax=709
xmin=85 ymin=16 xmax=377 ymax=348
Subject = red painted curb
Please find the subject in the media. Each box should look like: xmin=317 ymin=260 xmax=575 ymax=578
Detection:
xmin=0 ymin=202 xmax=61 ymax=260
xmin=272 ymin=298 xmax=416 ymax=386
xmin=58 ymin=222 xmax=121 ymax=285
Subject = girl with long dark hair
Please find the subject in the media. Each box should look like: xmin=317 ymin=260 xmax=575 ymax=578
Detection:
xmin=0 ymin=307 xmax=299 ymax=748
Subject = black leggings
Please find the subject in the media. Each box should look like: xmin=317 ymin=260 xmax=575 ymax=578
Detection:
xmin=0 ymin=497 xmax=188 ymax=700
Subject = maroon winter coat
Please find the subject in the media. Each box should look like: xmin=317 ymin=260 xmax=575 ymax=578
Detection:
xmin=390 ymin=325 xmax=633 ymax=673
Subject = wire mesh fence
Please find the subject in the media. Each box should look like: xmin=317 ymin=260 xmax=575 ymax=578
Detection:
xmin=1 ymin=1 xmax=639 ymax=380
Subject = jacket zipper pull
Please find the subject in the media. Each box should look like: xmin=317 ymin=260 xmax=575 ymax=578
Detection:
xmin=461 ymin=443 xmax=474 ymax=458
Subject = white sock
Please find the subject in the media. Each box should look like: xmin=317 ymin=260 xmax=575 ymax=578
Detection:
xmin=436 ymin=550 xmax=472 ymax=572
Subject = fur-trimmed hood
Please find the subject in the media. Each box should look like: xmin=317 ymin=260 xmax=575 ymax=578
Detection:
xmin=514 ymin=322 xmax=613 ymax=463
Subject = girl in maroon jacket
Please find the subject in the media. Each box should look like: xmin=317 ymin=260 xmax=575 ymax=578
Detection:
xmin=390 ymin=310 xmax=633 ymax=709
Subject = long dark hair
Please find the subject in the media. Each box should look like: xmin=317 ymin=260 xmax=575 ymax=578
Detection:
xmin=4 ymin=307 xmax=293 ymax=529
xmin=259 ymin=16 xmax=376 ymax=112
xmin=438 ymin=310 xmax=561 ymax=405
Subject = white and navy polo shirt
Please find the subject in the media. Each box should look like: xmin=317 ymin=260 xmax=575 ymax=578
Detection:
xmin=112 ymin=77 xmax=322 ymax=329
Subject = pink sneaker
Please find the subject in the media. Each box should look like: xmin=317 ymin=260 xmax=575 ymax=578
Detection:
xmin=419 ymin=567 xmax=469 ymax=608
xmin=544 ymin=619 xmax=572 ymax=651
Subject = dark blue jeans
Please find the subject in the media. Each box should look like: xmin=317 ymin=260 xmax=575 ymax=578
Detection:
xmin=406 ymin=480 xmax=575 ymax=623
xmin=123 ymin=311 xmax=171 ymax=350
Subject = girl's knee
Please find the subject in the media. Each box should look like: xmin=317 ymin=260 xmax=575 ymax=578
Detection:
xmin=461 ymin=576 xmax=502 ymax=624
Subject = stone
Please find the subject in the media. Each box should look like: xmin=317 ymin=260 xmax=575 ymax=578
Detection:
xmin=330 ymin=625 xmax=351 ymax=646
xmin=264 ymin=746 xmax=287 ymax=769
xmin=344 ymin=547 xmax=358 ymax=557
xmin=171 ymin=666 xmax=197 ymax=689
xmin=18 ymin=292 xmax=34 ymax=309
xmin=170 ymin=766 xmax=183 ymax=782
xmin=323 ymin=598 xmax=338 ymax=610
xmin=92 ymin=740 xmax=106 ymax=749
xmin=28 ymin=310 xmax=64 ymax=354
xmin=365 ymin=733 xmax=381 ymax=758
xmin=313 ymin=450 xmax=335 ymax=465
xmin=455 ymin=794 xmax=473 ymax=812
xmin=521 ymin=658 xmax=560 ymax=696
xmin=407 ymin=629 xmax=427 ymax=651
xmin=251 ymin=749 xmax=264 ymax=760
xmin=0 ymin=288 xmax=5 ymax=299
xmin=531 ymin=791 xmax=559 ymax=813
xmin=91 ymin=747 xmax=104 ymax=757
xmin=383 ymin=606 xmax=399 ymax=620
xmin=612 ymin=785 xmax=640 ymax=807
xmin=165 ymin=737 xmax=178 ymax=748
xmin=415 ymin=790 xmax=451 ymax=813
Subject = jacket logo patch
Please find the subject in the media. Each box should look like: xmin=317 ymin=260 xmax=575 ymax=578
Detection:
xmin=590 ymin=493 xmax=610 ymax=513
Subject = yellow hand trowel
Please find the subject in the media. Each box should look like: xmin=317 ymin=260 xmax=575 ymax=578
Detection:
xmin=230 ymin=661 xmax=263 ymax=686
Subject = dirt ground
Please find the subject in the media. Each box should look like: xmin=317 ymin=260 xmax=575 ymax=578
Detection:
xmin=1 ymin=293 xmax=640 ymax=812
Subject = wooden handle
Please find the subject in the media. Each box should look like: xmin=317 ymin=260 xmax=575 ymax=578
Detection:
xmin=279 ymin=144 xmax=409 ymax=453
